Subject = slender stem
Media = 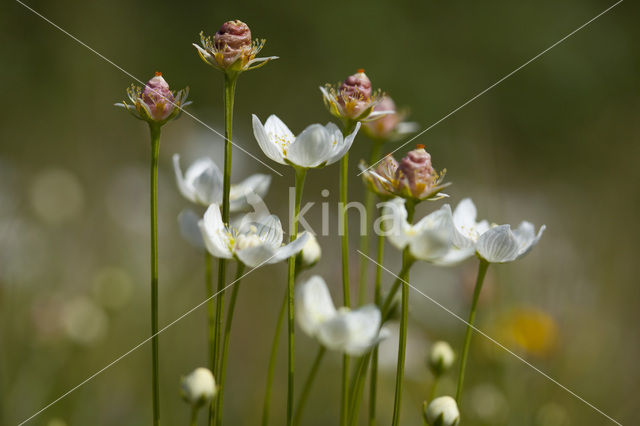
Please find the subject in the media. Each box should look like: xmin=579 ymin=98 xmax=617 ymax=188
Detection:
xmin=339 ymin=148 xmax=352 ymax=426
xmin=347 ymin=354 xmax=371 ymax=426
xmin=428 ymin=376 xmax=439 ymax=401
xmin=215 ymin=263 xmax=246 ymax=426
xmin=190 ymin=406 xmax=199 ymax=426
xmin=211 ymin=73 xmax=238 ymax=426
xmin=455 ymin=259 xmax=489 ymax=403
xmin=287 ymin=168 xmax=307 ymax=426
xmin=205 ymin=252 xmax=214 ymax=371
xmin=368 ymin=230 xmax=385 ymax=425
xmin=293 ymin=346 xmax=326 ymax=426
xmin=149 ymin=124 xmax=161 ymax=426
xmin=261 ymin=288 xmax=288 ymax=426
xmin=391 ymin=202 xmax=415 ymax=426
xmin=357 ymin=140 xmax=384 ymax=305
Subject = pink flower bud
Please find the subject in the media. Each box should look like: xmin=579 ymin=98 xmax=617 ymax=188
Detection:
xmin=365 ymin=96 xmax=401 ymax=139
xmin=213 ymin=20 xmax=252 ymax=66
xmin=396 ymin=145 xmax=434 ymax=197
xmin=142 ymin=72 xmax=175 ymax=121
xmin=337 ymin=69 xmax=373 ymax=118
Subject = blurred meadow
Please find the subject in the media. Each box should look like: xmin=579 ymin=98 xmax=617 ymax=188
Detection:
xmin=1 ymin=0 xmax=639 ymax=425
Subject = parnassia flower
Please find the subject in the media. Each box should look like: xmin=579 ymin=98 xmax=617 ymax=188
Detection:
xmin=423 ymin=396 xmax=460 ymax=426
xmin=252 ymin=114 xmax=360 ymax=169
xmin=173 ymin=154 xmax=271 ymax=210
xmin=320 ymin=69 xmax=389 ymax=122
xmin=194 ymin=20 xmax=277 ymax=73
xmin=181 ymin=367 xmax=217 ymax=407
xmin=295 ymin=275 xmax=388 ymax=356
xmin=199 ymin=204 xmax=308 ymax=268
xmin=116 ymin=72 xmax=190 ymax=125
xmin=361 ymin=145 xmax=449 ymax=202
xmin=382 ymin=198 xmax=455 ymax=262
xmin=363 ymin=96 xmax=419 ymax=141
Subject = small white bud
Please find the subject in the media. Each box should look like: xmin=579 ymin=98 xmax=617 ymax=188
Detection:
xmin=423 ymin=396 xmax=460 ymax=426
xmin=428 ymin=341 xmax=455 ymax=376
xmin=300 ymin=232 xmax=321 ymax=267
xmin=181 ymin=367 xmax=217 ymax=407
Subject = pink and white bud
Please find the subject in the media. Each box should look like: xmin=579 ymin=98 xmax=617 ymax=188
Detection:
xmin=396 ymin=145 xmax=435 ymax=198
xmin=142 ymin=72 xmax=175 ymax=121
xmin=338 ymin=69 xmax=372 ymax=118
xmin=365 ymin=96 xmax=401 ymax=139
xmin=214 ymin=20 xmax=252 ymax=66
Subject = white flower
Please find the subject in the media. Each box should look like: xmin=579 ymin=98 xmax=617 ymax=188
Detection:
xmin=178 ymin=209 xmax=205 ymax=249
xmin=181 ymin=367 xmax=217 ymax=407
xmin=423 ymin=396 xmax=460 ymax=426
xmin=428 ymin=341 xmax=456 ymax=376
xmin=295 ymin=275 xmax=387 ymax=356
xmin=199 ymin=204 xmax=308 ymax=268
xmin=173 ymin=154 xmax=271 ymax=211
xmin=252 ymin=114 xmax=360 ymax=169
xmin=382 ymin=198 xmax=455 ymax=262
xmin=299 ymin=231 xmax=321 ymax=267
xmin=445 ymin=198 xmax=545 ymax=264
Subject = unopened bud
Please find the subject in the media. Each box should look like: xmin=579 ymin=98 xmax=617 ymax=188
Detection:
xmin=428 ymin=341 xmax=455 ymax=376
xmin=181 ymin=367 xmax=217 ymax=407
xmin=214 ymin=20 xmax=252 ymax=67
xmin=142 ymin=72 xmax=175 ymax=121
xmin=300 ymin=232 xmax=321 ymax=267
xmin=423 ymin=396 xmax=460 ymax=426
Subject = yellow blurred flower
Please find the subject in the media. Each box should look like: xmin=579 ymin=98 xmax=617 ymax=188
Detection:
xmin=496 ymin=307 xmax=558 ymax=357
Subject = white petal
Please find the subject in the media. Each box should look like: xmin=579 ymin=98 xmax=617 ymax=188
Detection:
xmin=453 ymin=198 xmax=477 ymax=230
xmin=252 ymin=114 xmax=286 ymax=165
xmin=268 ymin=232 xmax=309 ymax=264
xmin=409 ymin=226 xmax=453 ymax=262
xmin=432 ymin=247 xmax=476 ymax=266
xmin=381 ymin=198 xmax=412 ymax=250
xmin=235 ymin=244 xmax=276 ymax=268
xmin=295 ymin=275 xmax=337 ymax=337
xmin=451 ymin=198 xmax=480 ymax=248
xmin=173 ymin=154 xmax=196 ymax=203
xmin=253 ymin=214 xmax=284 ymax=248
xmin=513 ymin=222 xmax=545 ymax=259
xmin=326 ymin=121 xmax=361 ymax=166
xmin=189 ymin=158 xmax=223 ymax=205
xmin=229 ymin=174 xmax=272 ymax=212
xmin=199 ymin=205 xmax=233 ymax=259
xmin=178 ymin=209 xmax=205 ymax=249
xmin=264 ymin=114 xmax=295 ymax=143
xmin=317 ymin=305 xmax=382 ymax=356
xmin=476 ymin=225 xmax=519 ymax=263
xmin=286 ymin=124 xmax=333 ymax=168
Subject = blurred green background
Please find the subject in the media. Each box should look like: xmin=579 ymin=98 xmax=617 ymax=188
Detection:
xmin=1 ymin=0 xmax=639 ymax=425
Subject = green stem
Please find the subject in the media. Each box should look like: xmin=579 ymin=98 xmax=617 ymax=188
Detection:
xmin=211 ymin=72 xmax=238 ymax=426
xmin=357 ymin=140 xmax=384 ymax=305
xmin=455 ymin=259 xmax=489 ymax=403
xmin=149 ymin=124 xmax=161 ymax=426
xmin=368 ymin=230 xmax=385 ymax=425
xmin=391 ymin=202 xmax=415 ymax=426
xmin=261 ymin=288 xmax=287 ymax=426
xmin=428 ymin=376 xmax=439 ymax=401
xmin=205 ymin=252 xmax=214 ymax=371
xmin=215 ymin=263 xmax=246 ymax=426
xmin=347 ymin=354 xmax=371 ymax=426
xmin=293 ymin=346 xmax=326 ymax=426
xmin=190 ymin=406 xmax=199 ymax=426
xmin=287 ymin=167 xmax=307 ymax=426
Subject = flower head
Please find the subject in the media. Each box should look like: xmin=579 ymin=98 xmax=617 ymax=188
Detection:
xmin=173 ymin=154 xmax=271 ymax=210
xmin=252 ymin=114 xmax=360 ymax=169
xmin=361 ymin=146 xmax=449 ymax=202
xmin=296 ymin=275 xmax=388 ymax=356
xmin=320 ymin=69 xmax=388 ymax=122
xmin=427 ymin=341 xmax=456 ymax=377
xmin=115 ymin=72 xmax=190 ymax=125
xmin=181 ymin=367 xmax=217 ymax=407
xmin=363 ymin=96 xmax=419 ymax=141
xmin=199 ymin=204 xmax=307 ymax=268
xmin=194 ymin=20 xmax=277 ymax=73
xmin=423 ymin=396 xmax=460 ymax=426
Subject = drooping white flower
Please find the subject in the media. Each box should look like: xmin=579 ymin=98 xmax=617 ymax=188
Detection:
xmin=173 ymin=154 xmax=271 ymax=211
xmin=423 ymin=396 xmax=460 ymax=426
xmin=295 ymin=275 xmax=387 ymax=356
xmin=199 ymin=204 xmax=308 ymax=268
xmin=382 ymin=198 xmax=455 ymax=262
xmin=181 ymin=367 xmax=217 ymax=407
xmin=178 ymin=209 xmax=206 ymax=249
xmin=252 ymin=114 xmax=360 ymax=169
